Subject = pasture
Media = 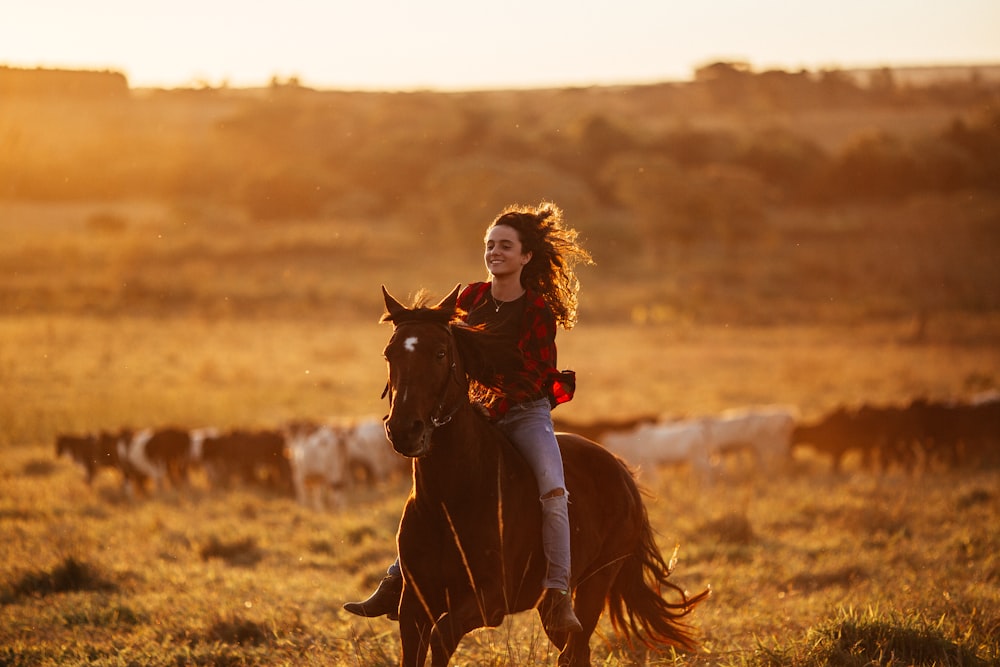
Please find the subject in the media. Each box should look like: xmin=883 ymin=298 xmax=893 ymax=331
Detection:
xmin=2 ymin=310 xmax=999 ymax=665
xmin=3 ymin=69 xmax=999 ymax=663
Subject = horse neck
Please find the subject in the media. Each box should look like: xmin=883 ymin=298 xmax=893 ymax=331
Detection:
xmin=413 ymin=408 xmax=500 ymax=498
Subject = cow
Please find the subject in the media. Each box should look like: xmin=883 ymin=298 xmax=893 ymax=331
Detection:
xmin=340 ymin=416 xmax=409 ymax=486
xmin=703 ymin=405 xmax=799 ymax=472
xmin=189 ymin=426 xmax=220 ymax=464
xmin=600 ymin=418 xmax=711 ymax=482
xmin=145 ymin=427 xmax=193 ymax=488
xmin=113 ymin=427 xmax=192 ymax=496
xmin=201 ymin=428 xmax=293 ymax=494
xmin=904 ymin=394 xmax=1000 ymax=469
xmin=55 ymin=432 xmax=119 ymax=484
xmin=962 ymin=392 xmax=1000 ymax=466
xmin=791 ymin=406 xmax=878 ymax=472
xmin=552 ymin=413 xmax=659 ymax=445
xmin=286 ymin=421 xmax=349 ymax=510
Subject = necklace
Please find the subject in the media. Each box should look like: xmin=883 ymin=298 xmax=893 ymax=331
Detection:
xmin=491 ymin=294 xmax=504 ymax=312
xmin=490 ymin=290 xmax=523 ymax=313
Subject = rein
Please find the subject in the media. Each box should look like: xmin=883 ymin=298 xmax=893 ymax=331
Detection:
xmin=429 ymin=358 xmax=462 ymax=427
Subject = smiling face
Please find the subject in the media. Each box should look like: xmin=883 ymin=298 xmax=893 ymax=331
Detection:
xmin=484 ymin=224 xmax=531 ymax=280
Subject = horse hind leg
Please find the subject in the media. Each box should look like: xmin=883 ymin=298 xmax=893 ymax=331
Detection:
xmin=540 ymin=562 xmax=623 ymax=667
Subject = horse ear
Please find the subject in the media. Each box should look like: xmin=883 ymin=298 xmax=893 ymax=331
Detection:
xmin=382 ymin=285 xmax=406 ymax=321
xmin=433 ymin=283 xmax=462 ymax=314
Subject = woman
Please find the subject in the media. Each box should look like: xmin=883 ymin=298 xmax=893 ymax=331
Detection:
xmin=345 ymin=201 xmax=593 ymax=633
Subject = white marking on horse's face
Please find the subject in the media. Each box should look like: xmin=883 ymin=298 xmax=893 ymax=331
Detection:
xmin=404 ymin=336 xmax=418 ymax=352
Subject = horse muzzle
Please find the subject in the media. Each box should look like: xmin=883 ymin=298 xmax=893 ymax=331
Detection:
xmin=384 ymin=414 xmax=433 ymax=458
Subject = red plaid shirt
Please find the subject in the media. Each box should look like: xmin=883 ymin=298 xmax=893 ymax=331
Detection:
xmin=458 ymin=282 xmax=575 ymax=418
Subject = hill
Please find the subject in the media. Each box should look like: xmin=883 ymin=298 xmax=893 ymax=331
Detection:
xmin=1 ymin=62 xmax=998 ymax=326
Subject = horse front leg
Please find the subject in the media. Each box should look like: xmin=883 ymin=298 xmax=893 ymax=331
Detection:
xmin=398 ymin=595 xmax=432 ymax=667
xmin=400 ymin=610 xmax=468 ymax=667
xmin=427 ymin=593 xmax=502 ymax=667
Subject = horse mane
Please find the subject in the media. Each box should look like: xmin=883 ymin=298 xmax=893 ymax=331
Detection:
xmin=379 ymin=289 xmax=455 ymax=326
xmin=380 ymin=289 xmax=521 ymax=399
xmin=453 ymin=323 xmax=522 ymax=399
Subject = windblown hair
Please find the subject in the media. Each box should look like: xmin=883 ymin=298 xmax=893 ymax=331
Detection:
xmin=486 ymin=202 xmax=594 ymax=330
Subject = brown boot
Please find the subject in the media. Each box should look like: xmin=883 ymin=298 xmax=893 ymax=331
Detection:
xmin=543 ymin=588 xmax=582 ymax=633
xmin=343 ymin=573 xmax=402 ymax=620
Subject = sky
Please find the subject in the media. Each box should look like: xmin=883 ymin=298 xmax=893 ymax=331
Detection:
xmin=3 ymin=0 xmax=999 ymax=91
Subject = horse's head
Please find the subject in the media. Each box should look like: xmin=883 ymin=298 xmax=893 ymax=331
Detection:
xmin=380 ymin=284 xmax=468 ymax=457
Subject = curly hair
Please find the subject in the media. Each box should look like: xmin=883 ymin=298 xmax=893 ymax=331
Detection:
xmin=485 ymin=202 xmax=594 ymax=330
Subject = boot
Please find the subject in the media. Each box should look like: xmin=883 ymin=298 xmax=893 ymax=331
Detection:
xmin=543 ymin=588 xmax=582 ymax=633
xmin=343 ymin=573 xmax=402 ymax=620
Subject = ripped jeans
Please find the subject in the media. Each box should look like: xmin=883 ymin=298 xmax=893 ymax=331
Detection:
xmin=497 ymin=398 xmax=573 ymax=590
xmin=388 ymin=398 xmax=573 ymax=591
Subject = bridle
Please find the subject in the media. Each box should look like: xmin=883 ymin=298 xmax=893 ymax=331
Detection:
xmin=382 ymin=320 xmax=466 ymax=431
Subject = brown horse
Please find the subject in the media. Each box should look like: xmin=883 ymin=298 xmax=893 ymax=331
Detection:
xmin=379 ymin=285 xmax=709 ymax=667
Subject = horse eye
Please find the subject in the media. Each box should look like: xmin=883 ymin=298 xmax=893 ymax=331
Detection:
xmin=435 ymin=349 xmax=447 ymax=360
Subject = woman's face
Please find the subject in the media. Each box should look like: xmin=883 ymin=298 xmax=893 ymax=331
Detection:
xmin=484 ymin=224 xmax=531 ymax=279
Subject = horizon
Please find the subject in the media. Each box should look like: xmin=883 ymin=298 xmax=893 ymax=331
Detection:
xmin=4 ymin=59 xmax=1000 ymax=94
xmin=3 ymin=1 xmax=999 ymax=92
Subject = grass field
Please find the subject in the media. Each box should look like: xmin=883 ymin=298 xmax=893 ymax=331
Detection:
xmin=2 ymin=313 xmax=999 ymax=665
xmin=2 ymin=427 xmax=998 ymax=665
xmin=2 ymin=190 xmax=999 ymax=664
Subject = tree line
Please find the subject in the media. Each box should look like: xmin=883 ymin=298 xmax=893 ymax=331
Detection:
xmin=3 ymin=63 xmax=998 ymax=238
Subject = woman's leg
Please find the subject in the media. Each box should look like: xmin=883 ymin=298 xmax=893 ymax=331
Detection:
xmin=497 ymin=399 xmax=572 ymax=591
xmin=498 ymin=399 xmax=581 ymax=631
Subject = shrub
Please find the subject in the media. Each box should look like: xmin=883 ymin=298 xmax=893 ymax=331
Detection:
xmin=749 ymin=606 xmax=990 ymax=666
xmin=199 ymin=536 xmax=263 ymax=567
xmin=2 ymin=555 xmax=117 ymax=603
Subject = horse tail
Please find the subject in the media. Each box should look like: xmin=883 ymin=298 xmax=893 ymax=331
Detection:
xmin=605 ymin=498 xmax=710 ymax=652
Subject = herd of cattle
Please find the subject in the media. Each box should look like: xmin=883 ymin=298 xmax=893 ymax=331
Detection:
xmin=556 ymin=405 xmax=799 ymax=483
xmin=55 ymin=393 xmax=999 ymax=505
xmin=555 ymin=393 xmax=999 ymax=480
xmin=789 ymin=393 xmax=1000 ymax=473
xmin=552 ymin=393 xmax=1000 ymax=480
xmin=54 ymin=417 xmax=409 ymax=508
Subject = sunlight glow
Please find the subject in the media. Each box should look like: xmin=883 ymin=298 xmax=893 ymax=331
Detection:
xmin=3 ymin=0 xmax=999 ymax=90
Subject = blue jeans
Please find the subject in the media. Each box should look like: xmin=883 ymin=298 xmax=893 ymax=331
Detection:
xmin=498 ymin=398 xmax=572 ymax=590
xmin=389 ymin=398 xmax=572 ymax=590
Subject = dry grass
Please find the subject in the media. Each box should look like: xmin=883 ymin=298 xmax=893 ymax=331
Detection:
xmin=2 ymin=194 xmax=998 ymax=664
xmin=2 ymin=436 xmax=998 ymax=665
xmin=2 ymin=308 xmax=999 ymax=665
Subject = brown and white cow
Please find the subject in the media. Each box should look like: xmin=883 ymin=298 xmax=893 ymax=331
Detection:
xmin=114 ymin=427 xmax=193 ymax=496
